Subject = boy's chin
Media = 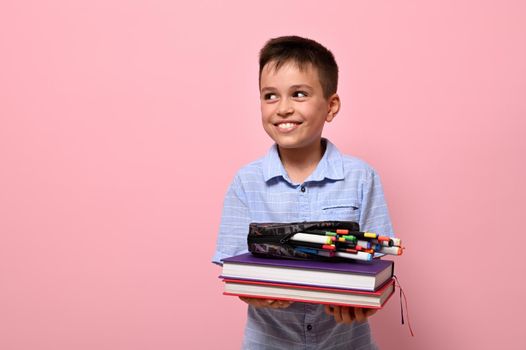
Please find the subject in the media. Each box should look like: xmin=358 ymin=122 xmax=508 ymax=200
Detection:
xmin=265 ymin=131 xmax=323 ymax=151
xmin=272 ymin=138 xmax=301 ymax=149
xmin=276 ymin=142 xmax=301 ymax=149
xmin=274 ymin=139 xmax=323 ymax=151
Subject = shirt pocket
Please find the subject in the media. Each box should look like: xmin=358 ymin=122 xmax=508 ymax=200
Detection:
xmin=320 ymin=201 xmax=360 ymax=222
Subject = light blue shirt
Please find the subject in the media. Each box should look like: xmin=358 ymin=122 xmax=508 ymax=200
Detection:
xmin=213 ymin=139 xmax=394 ymax=350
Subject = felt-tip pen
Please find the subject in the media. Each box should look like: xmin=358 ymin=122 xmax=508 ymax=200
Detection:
xmin=294 ymin=247 xmax=335 ymax=257
xmin=335 ymin=251 xmax=373 ymax=261
xmin=291 ymin=233 xmax=332 ymax=245
xmin=290 ymin=241 xmax=336 ymax=250
xmin=379 ymin=246 xmax=403 ymax=255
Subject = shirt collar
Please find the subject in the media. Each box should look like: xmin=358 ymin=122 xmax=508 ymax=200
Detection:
xmin=262 ymin=138 xmax=345 ymax=184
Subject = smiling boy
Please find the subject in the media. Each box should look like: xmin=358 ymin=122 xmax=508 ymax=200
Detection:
xmin=259 ymin=59 xmax=340 ymax=184
xmin=213 ymin=36 xmax=393 ymax=350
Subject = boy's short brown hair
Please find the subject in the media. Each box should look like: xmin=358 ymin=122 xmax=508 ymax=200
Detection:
xmin=259 ymin=36 xmax=339 ymax=99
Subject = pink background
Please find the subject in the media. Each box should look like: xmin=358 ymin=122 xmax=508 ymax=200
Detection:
xmin=1 ymin=1 xmax=525 ymax=349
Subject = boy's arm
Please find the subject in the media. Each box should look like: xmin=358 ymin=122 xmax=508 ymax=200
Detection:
xmin=212 ymin=175 xmax=252 ymax=265
xmin=326 ymin=169 xmax=394 ymax=324
xmin=359 ymin=169 xmax=394 ymax=236
xmin=213 ymin=174 xmax=294 ymax=309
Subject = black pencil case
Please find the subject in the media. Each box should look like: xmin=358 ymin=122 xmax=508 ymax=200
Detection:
xmin=247 ymin=221 xmax=360 ymax=260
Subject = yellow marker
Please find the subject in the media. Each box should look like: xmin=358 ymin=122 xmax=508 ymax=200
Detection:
xmin=364 ymin=232 xmax=377 ymax=239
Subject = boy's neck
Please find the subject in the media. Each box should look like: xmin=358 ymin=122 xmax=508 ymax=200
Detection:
xmin=277 ymin=139 xmax=326 ymax=184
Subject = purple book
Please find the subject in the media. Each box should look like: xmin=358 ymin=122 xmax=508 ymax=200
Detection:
xmin=220 ymin=253 xmax=394 ymax=291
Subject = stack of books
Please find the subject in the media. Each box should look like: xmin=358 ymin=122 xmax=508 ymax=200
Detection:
xmin=220 ymin=253 xmax=396 ymax=308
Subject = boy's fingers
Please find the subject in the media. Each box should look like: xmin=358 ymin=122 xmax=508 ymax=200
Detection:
xmin=324 ymin=305 xmax=333 ymax=315
xmin=332 ymin=305 xmax=343 ymax=323
xmin=354 ymin=307 xmax=367 ymax=322
xmin=341 ymin=306 xmax=354 ymax=323
xmin=276 ymin=300 xmax=293 ymax=308
xmin=268 ymin=300 xmax=293 ymax=308
xmin=354 ymin=307 xmax=378 ymax=322
xmin=239 ymin=296 xmax=260 ymax=307
xmin=366 ymin=308 xmax=378 ymax=318
xmin=239 ymin=297 xmax=277 ymax=308
xmin=269 ymin=300 xmax=282 ymax=308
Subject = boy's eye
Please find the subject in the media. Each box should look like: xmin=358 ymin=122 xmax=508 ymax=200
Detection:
xmin=293 ymin=91 xmax=308 ymax=98
xmin=263 ymin=93 xmax=278 ymax=100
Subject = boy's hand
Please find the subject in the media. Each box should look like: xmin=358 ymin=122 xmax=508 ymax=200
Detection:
xmin=324 ymin=305 xmax=377 ymax=324
xmin=239 ymin=296 xmax=294 ymax=309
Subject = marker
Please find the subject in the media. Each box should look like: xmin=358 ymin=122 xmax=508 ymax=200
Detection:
xmin=334 ymin=240 xmax=356 ymax=249
xmin=385 ymin=240 xmax=394 ymax=247
xmin=315 ymin=250 xmax=336 ymax=257
xmin=363 ymin=232 xmax=378 ymax=239
xmin=377 ymin=235 xmax=391 ymax=243
xmin=373 ymin=237 xmax=399 ymax=246
xmin=357 ymin=240 xmax=371 ymax=249
xmin=380 ymin=240 xmax=394 ymax=247
xmin=379 ymin=246 xmax=403 ymax=255
xmin=342 ymin=235 xmax=357 ymax=242
xmin=339 ymin=244 xmax=366 ymax=251
xmin=369 ymin=243 xmax=382 ymax=251
xmin=391 ymin=237 xmax=402 ymax=246
xmin=291 ymin=233 xmax=332 ymax=245
xmin=336 ymin=230 xmax=379 ymax=240
xmin=294 ymin=247 xmax=318 ymax=255
xmin=294 ymin=247 xmax=335 ymax=257
xmin=303 ymin=230 xmax=338 ymax=237
xmin=371 ymin=239 xmax=394 ymax=247
xmin=335 ymin=251 xmax=373 ymax=261
xmin=290 ymin=241 xmax=336 ymax=250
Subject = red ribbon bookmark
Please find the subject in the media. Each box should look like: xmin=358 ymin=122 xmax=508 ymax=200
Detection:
xmin=393 ymin=275 xmax=415 ymax=337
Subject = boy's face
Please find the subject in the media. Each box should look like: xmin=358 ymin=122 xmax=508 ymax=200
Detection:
xmin=259 ymin=61 xmax=339 ymax=152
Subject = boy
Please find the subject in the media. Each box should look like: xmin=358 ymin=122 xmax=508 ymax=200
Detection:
xmin=213 ymin=36 xmax=393 ymax=350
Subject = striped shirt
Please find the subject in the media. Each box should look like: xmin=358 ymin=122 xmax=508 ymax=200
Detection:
xmin=213 ymin=139 xmax=394 ymax=350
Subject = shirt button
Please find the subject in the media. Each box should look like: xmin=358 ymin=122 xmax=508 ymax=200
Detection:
xmin=307 ymin=324 xmax=312 ymax=331
xmin=300 ymin=186 xmax=306 ymax=192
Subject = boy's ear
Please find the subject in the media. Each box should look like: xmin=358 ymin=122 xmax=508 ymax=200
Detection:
xmin=326 ymin=93 xmax=341 ymax=122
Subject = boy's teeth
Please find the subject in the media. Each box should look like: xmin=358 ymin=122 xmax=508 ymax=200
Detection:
xmin=278 ymin=123 xmax=296 ymax=129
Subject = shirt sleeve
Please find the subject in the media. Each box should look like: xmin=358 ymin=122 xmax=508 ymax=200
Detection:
xmin=359 ymin=169 xmax=395 ymax=237
xmin=212 ymin=174 xmax=252 ymax=265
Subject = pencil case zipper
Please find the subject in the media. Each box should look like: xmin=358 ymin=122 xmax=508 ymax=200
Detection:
xmin=247 ymin=233 xmax=295 ymax=245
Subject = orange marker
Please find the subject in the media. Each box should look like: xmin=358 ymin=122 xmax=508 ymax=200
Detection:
xmin=379 ymin=246 xmax=403 ymax=255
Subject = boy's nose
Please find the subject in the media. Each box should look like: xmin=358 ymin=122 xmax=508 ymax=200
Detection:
xmin=277 ymin=99 xmax=294 ymax=117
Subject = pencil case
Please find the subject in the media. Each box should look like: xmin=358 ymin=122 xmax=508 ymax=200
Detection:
xmin=247 ymin=221 xmax=360 ymax=260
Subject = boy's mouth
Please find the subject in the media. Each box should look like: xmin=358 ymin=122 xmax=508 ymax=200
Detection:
xmin=275 ymin=122 xmax=302 ymax=132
